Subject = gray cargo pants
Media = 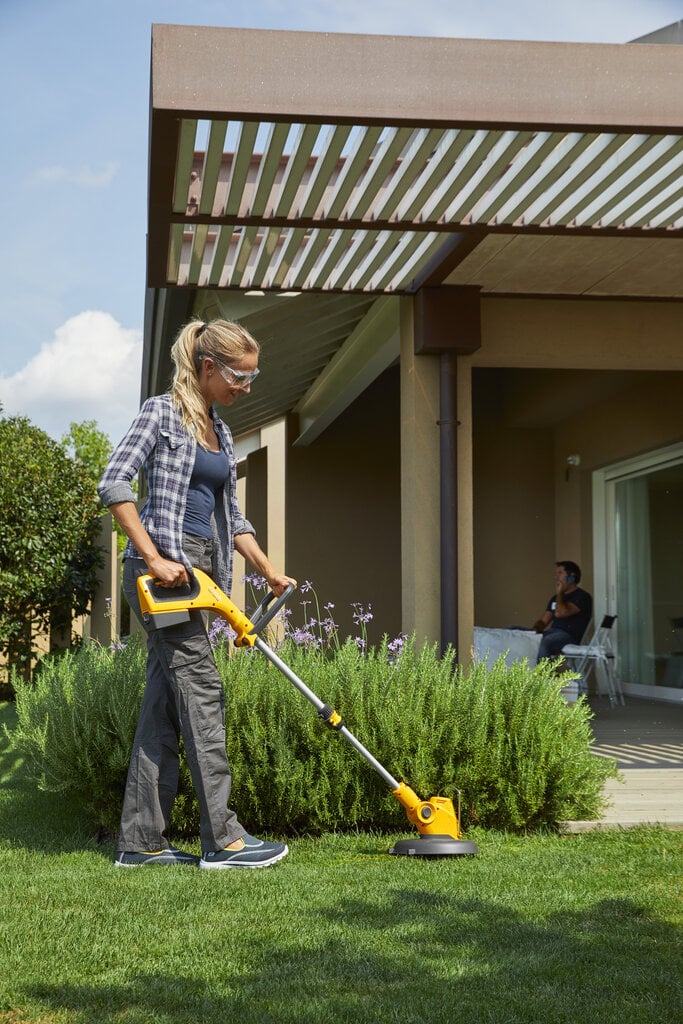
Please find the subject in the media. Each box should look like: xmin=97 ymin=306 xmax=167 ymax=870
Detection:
xmin=118 ymin=533 xmax=245 ymax=853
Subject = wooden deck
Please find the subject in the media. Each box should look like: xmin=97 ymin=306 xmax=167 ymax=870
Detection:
xmin=562 ymin=696 xmax=683 ymax=832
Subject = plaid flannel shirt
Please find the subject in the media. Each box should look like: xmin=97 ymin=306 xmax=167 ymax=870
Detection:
xmin=97 ymin=394 xmax=254 ymax=595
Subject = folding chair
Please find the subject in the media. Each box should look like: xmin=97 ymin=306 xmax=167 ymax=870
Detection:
xmin=561 ymin=615 xmax=624 ymax=706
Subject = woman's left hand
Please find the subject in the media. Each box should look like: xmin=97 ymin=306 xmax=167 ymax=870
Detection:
xmin=268 ymin=572 xmax=298 ymax=597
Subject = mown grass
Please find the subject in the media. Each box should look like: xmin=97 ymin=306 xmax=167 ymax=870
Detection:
xmin=1 ymin=702 xmax=681 ymax=1024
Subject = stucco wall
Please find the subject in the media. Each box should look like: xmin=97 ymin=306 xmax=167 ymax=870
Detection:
xmin=285 ymin=366 xmax=402 ymax=645
xmin=472 ymin=370 xmax=556 ymax=628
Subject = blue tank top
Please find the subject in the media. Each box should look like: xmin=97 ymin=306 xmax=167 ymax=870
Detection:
xmin=182 ymin=444 xmax=230 ymax=539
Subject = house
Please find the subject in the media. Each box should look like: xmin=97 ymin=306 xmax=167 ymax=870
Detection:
xmin=140 ymin=23 xmax=683 ymax=703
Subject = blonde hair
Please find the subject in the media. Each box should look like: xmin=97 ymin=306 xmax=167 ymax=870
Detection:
xmin=170 ymin=318 xmax=260 ymax=447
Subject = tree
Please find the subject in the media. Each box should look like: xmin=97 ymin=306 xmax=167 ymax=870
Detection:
xmin=61 ymin=418 xmax=134 ymax=554
xmin=60 ymin=419 xmax=112 ymax=488
xmin=0 ymin=414 xmax=103 ymax=681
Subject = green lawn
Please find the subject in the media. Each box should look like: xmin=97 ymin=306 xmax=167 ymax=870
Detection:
xmin=1 ymin=702 xmax=681 ymax=1024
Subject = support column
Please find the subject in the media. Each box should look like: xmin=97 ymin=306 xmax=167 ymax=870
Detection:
xmin=89 ymin=513 xmax=120 ymax=645
xmin=400 ymin=298 xmax=441 ymax=646
xmin=261 ymin=418 xmax=287 ymax=575
xmin=232 ymin=475 xmax=248 ymax=607
xmin=238 ymin=418 xmax=288 ymax=605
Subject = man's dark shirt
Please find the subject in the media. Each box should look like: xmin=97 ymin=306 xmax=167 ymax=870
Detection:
xmin=545 ymin=587 xmax=592 ymax=643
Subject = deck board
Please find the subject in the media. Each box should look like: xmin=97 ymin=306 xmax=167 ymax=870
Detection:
xmin=561 ymin=697 xmax=683 ymax=832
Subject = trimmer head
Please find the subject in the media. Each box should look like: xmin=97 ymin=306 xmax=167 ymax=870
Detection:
xmin=390 ymin=835 xmax=478 ymax=857
xmin=391 ymin=783 xmax=478 ymax=856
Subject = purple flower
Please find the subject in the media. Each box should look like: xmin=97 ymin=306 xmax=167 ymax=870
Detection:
xmin=353 ymin=637 xmax=367 ymax=651
xmin=242 ymin=572 xmax=268 ymax=591
xmin=322 ymin=616 xmax=339 ymax=636
xmin=208 ymin=618 xmax=237 ymax=648
xmin=388 ymin=632 xmax=408 ymax=662
xmin=351 ymin=602 xmax=373 ymax=626
xmin=300 ymin=580 xmax=314 ymax=593
xmin=290 ymin=626 xmax=320 ymax=649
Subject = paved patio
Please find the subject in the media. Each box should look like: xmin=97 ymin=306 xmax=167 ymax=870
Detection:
xmin=563 ymin=696 xmax=683 ymax=831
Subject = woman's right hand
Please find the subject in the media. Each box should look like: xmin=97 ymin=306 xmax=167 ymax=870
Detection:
xmin=110 ymin=501 xmax=189 ymax=587
xmin=147 ymin=555 xmax=190 ymax=588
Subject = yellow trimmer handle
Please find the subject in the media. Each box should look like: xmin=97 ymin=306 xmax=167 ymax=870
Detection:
xmin=137 ymin=569 xmax=259 ymax=646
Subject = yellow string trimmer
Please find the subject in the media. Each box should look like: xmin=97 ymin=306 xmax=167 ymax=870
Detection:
xmin=137 ymin=568 xmax=478 ymax=858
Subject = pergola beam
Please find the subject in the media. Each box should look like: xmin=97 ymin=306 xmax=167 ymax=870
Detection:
xmin=152 ymin=25 xmax=683 ymax=134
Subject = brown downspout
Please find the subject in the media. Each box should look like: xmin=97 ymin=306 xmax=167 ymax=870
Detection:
xmin=439 ymin=351 xmax=459 ymax=653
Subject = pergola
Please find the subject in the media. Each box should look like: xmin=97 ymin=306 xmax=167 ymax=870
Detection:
xmin=146 ymin=25 xmax=683 ymax=435
xmin=144 ymin=25 xmax=683 ymax=649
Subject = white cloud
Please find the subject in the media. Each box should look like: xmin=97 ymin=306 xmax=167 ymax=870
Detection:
xmin=275 ymin=0 xmax=680 ymax=43
xmin=31 ymin=161 xmax=120 ymax=188
xmin=0 ymin=311 xmax=142 ymax=444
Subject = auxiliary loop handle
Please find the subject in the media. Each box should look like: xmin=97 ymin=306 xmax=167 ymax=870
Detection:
xmin=250 ymin=583 xmax=297 ymax=635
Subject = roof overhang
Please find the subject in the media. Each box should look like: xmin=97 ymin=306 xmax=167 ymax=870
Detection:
xmin=146 ymin=25 xmax=683 ymax=436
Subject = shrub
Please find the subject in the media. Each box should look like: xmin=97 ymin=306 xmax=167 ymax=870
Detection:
xmin=9 ymin=632 xmax=615 ymax=838
xmin=0 ymin=414 xmax=103 ymax=681
xmin=216 ymin=637 xmax=614 ymax=834
xmin=10 ymin=639 xmax=147 ymax=836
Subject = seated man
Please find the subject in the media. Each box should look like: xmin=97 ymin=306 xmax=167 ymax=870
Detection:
xmin=533 ymin=561 xmax=592 ymax=663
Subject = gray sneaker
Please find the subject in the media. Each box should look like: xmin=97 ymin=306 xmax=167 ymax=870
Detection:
xmin=114 ymin=847 xmax=200 ymax=868
xmin=200 ymin=833 xmax=288 ymax=870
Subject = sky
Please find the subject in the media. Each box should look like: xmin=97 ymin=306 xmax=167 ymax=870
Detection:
xmin=1 ymin=0 xmax=681 ymax=444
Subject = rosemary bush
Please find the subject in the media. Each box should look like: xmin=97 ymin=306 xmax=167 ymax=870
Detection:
xmin=222 ymin=638 xmax=614 ymax=834
xmin=9 ymin=632 xmax=614 ymax=837
xmin=10 ymin=638 xmax=147 ymax=835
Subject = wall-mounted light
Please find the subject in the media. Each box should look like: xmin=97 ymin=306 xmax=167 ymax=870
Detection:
xmin=565 ymin=453 xmax=581 ymax=482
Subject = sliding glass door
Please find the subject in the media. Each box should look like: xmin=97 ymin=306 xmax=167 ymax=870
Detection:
xmin=595 ymin=444 xmax=683 ymax=701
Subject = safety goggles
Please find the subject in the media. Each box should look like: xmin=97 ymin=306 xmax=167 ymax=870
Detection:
xmin=213 ymin=357 xmax=260 ymax=389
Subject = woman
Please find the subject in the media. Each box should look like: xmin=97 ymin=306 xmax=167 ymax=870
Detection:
xmin=98 ymin=318 xmax=296 ymax=869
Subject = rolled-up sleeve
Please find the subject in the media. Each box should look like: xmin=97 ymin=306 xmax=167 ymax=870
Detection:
xmin=230 ymin=478 xmax=255 ymax=538
xmin=97 ymin=400 xmax=159 ymax=507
